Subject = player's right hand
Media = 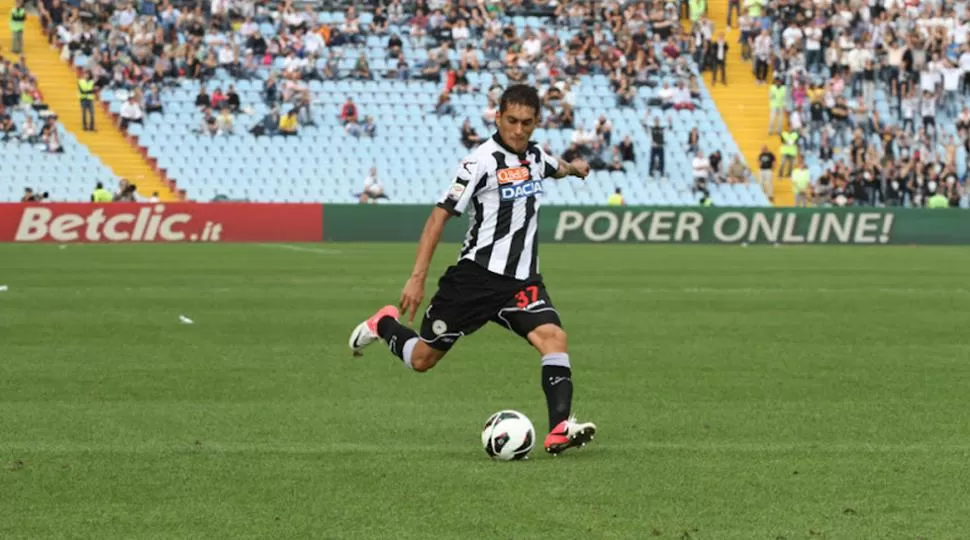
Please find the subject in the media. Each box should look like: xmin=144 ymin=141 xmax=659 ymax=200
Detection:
xmin=399 ymin=276 xmax=425 ymax=326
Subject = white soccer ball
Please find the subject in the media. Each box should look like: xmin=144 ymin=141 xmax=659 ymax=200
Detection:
xmin=481 ymin=410 xmax=536 ymax=461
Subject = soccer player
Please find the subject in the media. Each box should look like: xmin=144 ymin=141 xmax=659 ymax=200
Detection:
xmin=349 ymin=84 xmax=596 ymax=456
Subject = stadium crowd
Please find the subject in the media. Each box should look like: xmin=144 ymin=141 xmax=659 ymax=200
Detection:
xmin=1 ymin=52 xmax=63 ymax=151
xmin=726 ymin=0 xmax=968 ymax=207
xmin=10 ymin=0 xmax=967 ymax=208
xmin=23 ymin=0 xmax=752 ymax=204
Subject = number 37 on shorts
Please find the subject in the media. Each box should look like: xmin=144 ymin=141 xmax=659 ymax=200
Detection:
xmin=500 ymin=283 xmax=561 ymax=337
xmin=509 ymin=285 xmax=552 ymax=311
xmin=514 ymin=285 xmax=543 ymax=309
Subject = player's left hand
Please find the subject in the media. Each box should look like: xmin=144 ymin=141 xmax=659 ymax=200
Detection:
xmin=399 ymin=275 xmax=425 ymax=326
xmin=570 ymin=159 xmax=591 ymax=180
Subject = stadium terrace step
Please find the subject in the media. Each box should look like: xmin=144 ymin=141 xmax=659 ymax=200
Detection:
xmin=692 ymin=4 xmax=794 ymax=207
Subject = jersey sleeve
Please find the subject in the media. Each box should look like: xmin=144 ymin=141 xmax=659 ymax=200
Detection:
xmin=436 ymin=156 xmax=483 ymax=216
xmin=538 ymin=146 xmax=560 ymax=178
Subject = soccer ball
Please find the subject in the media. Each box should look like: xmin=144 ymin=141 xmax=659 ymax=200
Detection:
xmin=481 ymin=410 xmax=535 ymax=461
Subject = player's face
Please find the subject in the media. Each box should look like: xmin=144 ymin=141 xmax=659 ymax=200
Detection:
xmin=496 ymin=104 xmax=539 ymax=153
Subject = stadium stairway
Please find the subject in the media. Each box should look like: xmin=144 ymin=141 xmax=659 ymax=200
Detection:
xmin=0 ymin=1 xmax=175 ymax=201
xmin=695 ymin=5 xmax=794 ymax=207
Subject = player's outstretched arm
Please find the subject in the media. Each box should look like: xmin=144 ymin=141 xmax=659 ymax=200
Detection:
xmin=552 ymin=158 xmax=591 ymax=180
xmin=400 ymin=206 xmax=451 ymax=325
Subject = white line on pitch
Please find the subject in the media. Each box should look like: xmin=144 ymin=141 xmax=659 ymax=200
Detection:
xmin=257 ymin=243 xmax=342 ymax=255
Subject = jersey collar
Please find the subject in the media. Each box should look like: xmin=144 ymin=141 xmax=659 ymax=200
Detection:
xmin=492 ymin=133 xmax=528 ymax=160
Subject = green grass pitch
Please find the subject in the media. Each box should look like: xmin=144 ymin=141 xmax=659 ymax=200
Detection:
xmin=2 ymin=242 xmax=969 ymax=539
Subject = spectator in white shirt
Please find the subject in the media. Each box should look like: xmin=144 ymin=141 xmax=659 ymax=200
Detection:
xmin=919 ymin=54 xmax=943 ymax=95
xmin=451 ymin=20 xmax=470 ymax=49
xmin=304 ymin=31 xmax=325 ymax=57
xmin=119 ymin=96 xmax=144 ymax=130
xmin=692 ymin=151 xmax=711 ymax=193
xmin=804 ymin=22 xmax=823 ymax=73
xmin=358 ymin=167 xmax=389 ymax=203
xmin=940 ymin=59 xmax=962 ymax=116
xmin=672 ymin=82 xmax=694 ymax=110
xmin=19 ymin=115 xmax=38 ymax=144
xmin=655 ymin=82 xmax=675 ymax=109
xmin=282 ymin=52 xmax=306 ymax=78
xmin=781 ymin=23 xmax=803 ymax=50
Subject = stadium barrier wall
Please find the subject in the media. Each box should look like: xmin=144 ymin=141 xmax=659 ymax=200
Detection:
xmin=322 ymin=205 xmax=970 ymax=245
xmin=0 ymin=203 xmax=323 ymax=243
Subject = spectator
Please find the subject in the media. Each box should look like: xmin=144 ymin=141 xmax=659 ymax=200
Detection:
xmin=279 ymin=109 xmax=299 ymax=137
xmin=687 ymin=127 xmax=700 ymax=154
xmin=708 ymin=32 xmax=728 ymax=86
xmin=709 ymin=151 xmax=724 ymax=183
xmin=10 ymin=1 xmax=25 ymax=55
xmin=692 ymin=151 xmax=711 ymax=193
xmin=757 ymin=145 xmax=775 ymax=202
xmin=434 ymin=92 xmax=455 ymax=116
xmin=646 ymin=117 xmax=668 ymax=178
xmin=725 ymin=154 xmax=748 ymax=184
xmin=114 ymin=180 xmax=137 ymax=202
xmin=226 ymin=85 xmax=241 ymax=113
xmin=778 ymin=128 xmax=799 ymax=179
xmin=198 ymin=108 xmax=219 ymax=136
xmin=78 ymin=70 xmax=96 ymax=131
xmin=119 ymin=95 xmax=143 ymax=130
xmin=91 ymin=181 xmax=112 ymax=202
xmin=606 ymin=187 xmax=624 ymax=206
xmin=928 ymin=189 xmax=949 ymax=209
xmin=18 ymin=113 xmax=37 ymax=144
xmin=617 ymin=136 xmax=635 ymax=162
xmin=768 ymin=77 xmax=786 ymax=135
xmin=672 ymin=82 xmax=695 ymax=110
xmin=352 ymin=52 xmax=372 ymax=80
xmin=595 ymin=115 xmax=613 ymax=146
xmin=41 ymin=118 xmax=61 ymax=153
xmin=791 ymin=156 xmax=811 ymax=207
xmin=339 ymin=97 xmax=358 ymax=125
xmin=144 ymin=85 xmax=163 ymax=115
xmin=195 ymin=84 xmax=211 ymax=110
xmin=211 ymin=87 xmax=227 ymax=110
xmin=0 ymin=106 xmax=14 ymax=142
xmin=460 ymin=119 xmax=482 ymax=149
xmin=250 ymin=106 xmax=280 ymax=138
xmin=357 ymin=167 xmax=389 ymax=203
xmin=217 ymin=108 xmax=234 ymax=135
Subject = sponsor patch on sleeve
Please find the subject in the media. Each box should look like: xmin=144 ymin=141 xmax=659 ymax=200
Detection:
xmin=447 ymin=183 xmax=466 ymax=200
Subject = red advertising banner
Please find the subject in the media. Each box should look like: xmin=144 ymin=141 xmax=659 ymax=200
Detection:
xmin=0 ymin=203 xmax=323 ymax=243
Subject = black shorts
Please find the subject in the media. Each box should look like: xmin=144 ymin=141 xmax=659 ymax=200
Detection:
xmin=420 ymin=260 xmax=562 ymax=351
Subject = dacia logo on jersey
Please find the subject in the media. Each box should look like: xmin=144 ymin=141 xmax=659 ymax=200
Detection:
xmin=500 ymin=180 xmax=543 ymax=201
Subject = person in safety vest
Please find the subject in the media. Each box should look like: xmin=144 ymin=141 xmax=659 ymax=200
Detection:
xmin=9 ymin=0 xmax=26 ymax=55
xmin=78 ymin=71 xmax=96 ymax=131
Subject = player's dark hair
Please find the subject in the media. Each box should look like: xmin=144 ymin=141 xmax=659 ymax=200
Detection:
xmin=499 ymin=84 xmax=540 ymax=116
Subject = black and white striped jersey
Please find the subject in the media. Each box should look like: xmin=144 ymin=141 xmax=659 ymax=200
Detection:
xmin=436 ymin=133 xmax=559 ymax=281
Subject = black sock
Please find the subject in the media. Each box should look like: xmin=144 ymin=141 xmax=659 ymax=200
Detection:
xmin=376 ymin=315 xmax=418 ymax=361
xmin=541 ymin=363 xmax=573 ymax=431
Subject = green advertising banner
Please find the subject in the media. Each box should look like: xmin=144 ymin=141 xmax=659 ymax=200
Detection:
xmin=323 ymin=205 xmax=970 ymax=245
xmin=322 ymin=204 xmax=469 ymax=243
